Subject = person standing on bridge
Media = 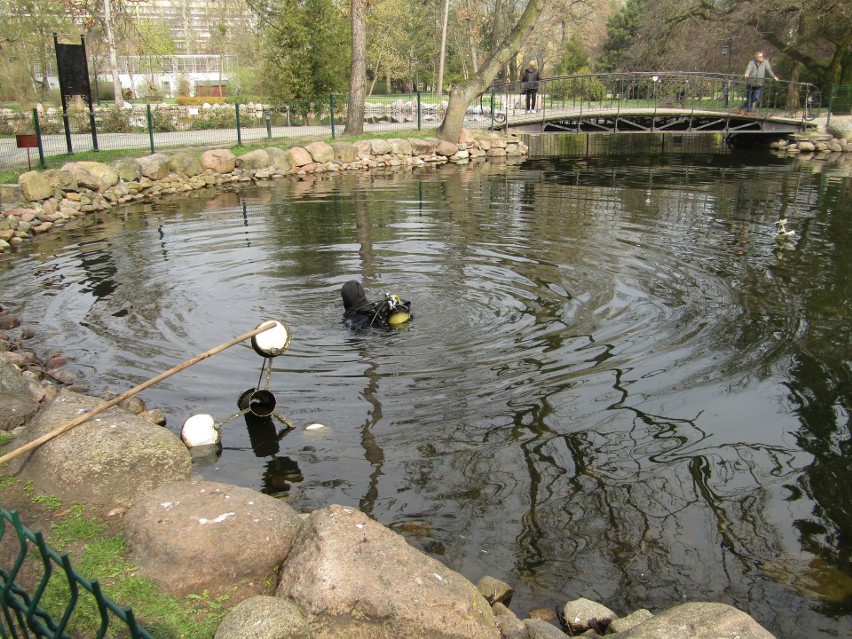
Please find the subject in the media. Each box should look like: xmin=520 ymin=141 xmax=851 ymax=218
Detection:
xmin=521 ymin=60 xmax=541 ymax=113
xmin=740 ymin=51 xmax=779 ymax=113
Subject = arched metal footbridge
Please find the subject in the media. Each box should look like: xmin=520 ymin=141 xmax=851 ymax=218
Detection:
xmin=481 ymin=72 xmax=820 ymax=138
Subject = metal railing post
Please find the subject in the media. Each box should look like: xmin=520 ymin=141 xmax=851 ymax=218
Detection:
xmin=490 ymin=89 xmax=495 ymax=129
xmin=235 ymin=103 xmax=242 ymax=145
xmin=417 ymin=92 xmax=422 ymax=130
xmin=265 ymin=109 xmax=272 ymax=139
xmin=32 ymin=109 xmax=46 ymax=168
xmin=330 ymin=94 xmax=336 ymax=139
xmin=146 ymin=104 xmax=155 ymax=154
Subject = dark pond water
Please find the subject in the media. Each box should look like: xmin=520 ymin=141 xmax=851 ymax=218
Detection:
xmin=1 ymin=136 xmax=850 ymax=638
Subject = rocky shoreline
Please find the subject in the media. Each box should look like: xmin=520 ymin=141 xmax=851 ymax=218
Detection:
xmin=0 ymin=129 xmax=526 ymax=253
xmin=0 ymin=131 xmax=785 ymax=638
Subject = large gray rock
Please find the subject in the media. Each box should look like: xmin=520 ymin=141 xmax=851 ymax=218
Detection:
xmin=18 ymin=171 xmax=52 ymax=202
xmin=167 ymin=151 xmax=203 ymax=176
xmin=523 ymin=619 xmax=567 ymax=639
xmin=137 ymin=154 xmax=170 ymax=180
xmin=369 ymin=139 xmax=392 ymax=155
xmin=214 ymin=595 xmax=314 ymax=639
xmin=436 ymin=140 xmax=459 ymax=157
xmin=275 ymin=504 xmax=499 ymax=639
xmin=330 ymin=142 xmax=355 ymax=163
xmin=125 ymin=479 xmax=302 ymax=597
xmin=286 ymin=147 xmax=313 ymax=167
xmin=387 ymin=138 xmax=413 ymax=156
xmin=265 ymin=147 xmax=291 ymax=172
xmin=561 ymin=597 xmax=616 ymax=634
xmin=6 ymin=389 xmax=191 ymax=507
xmin=616 ymin=602 xmax=775 ymax=638
xmin=408 ymin=137 xmax=437 ymax=155
xmin=74 ymin=161 xmax=120 ymax=189
xmin=0 ymin=351 xmax=31 ymax=396
xmin=111 ymin=158 xmax=143 ymax=182
xmin=237 ymin=149 xmax=270 ymax=171
xmin=304 ymin=141 xmax=334 ymax=163
xmin=0 ymin=184 xmax=23 ymax=205
xmin=201 ymin=149 xmax=237 ymax=174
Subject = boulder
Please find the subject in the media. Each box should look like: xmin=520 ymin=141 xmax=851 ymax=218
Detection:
xmin=0 ymin=184 xmax=23 ymax=205
xmin=369 ymin=139 xmax=392 ymax=155
xmin=561 ymin=597 xmax=616 ymax=634
xmin=201 ymin=149 xmax=237 ymax=174
xmin=111 ymin=158 xmax=143 ymax=182
xmin=18 ymin=171 xmax=52 ymax=202
xmin=352 ymin=140 xmax=372 ymax=158
xmin=608 ymin=608 xmax=653 ymax=633
xmin=167 ymin=151 xmax=203 ymax=177
xmin=286 ymin=146 xmax=313 ymax=167
xmin=6 ymin=389 xmax=191 ymax=507
xmin=408 ymin=137 xmax=437 ymax=155
xmin=387 ymin=138 xmax=413 ymax=156
xmin=45 ymin=168 xmax=79 ymax=192
xmin=137 ymin=154 xmax=171 ymax=180
xmin=616 ymin=602 xmax=775 ymax=638
xmin=476 ymin=575 xmax=514 ymax=604
xmin=266 ymin=147 xmax=291 ymax=172
xmin=436 ymin=140 xmax=460 ymax=157
xmin=330 ymin=142 xmax=355 ymax=163
xmin=214 ymin=595 xmax=315 ymax=639
xmin=74 ymin=161 xmax=120 ymax=189
xmin=305 ymin=141 xmax=335 ymax=164
xmin=125 ymin=479 xmax=303 ymax=597
xmin=275 ymin=504 xmax=499 ymax=639
xmin=238 ymin=149 xmax=271 ymax=171
xmin=523 ymin=619 xmax=568 ymax=638
xmin=459 ymin=128 xmax=475 ymax=145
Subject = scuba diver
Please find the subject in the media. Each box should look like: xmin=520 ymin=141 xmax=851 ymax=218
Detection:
xmin=341 ymin=280 xmax=412 ymax=330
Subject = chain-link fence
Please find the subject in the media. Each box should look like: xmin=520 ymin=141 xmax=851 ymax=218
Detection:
xmin=0 ymin=507 xmax=157 ymax=639
xmin=0 ymin=93 xmax=461 ymax=172
xmin=827 ymin=84 xmax=852 ymax=127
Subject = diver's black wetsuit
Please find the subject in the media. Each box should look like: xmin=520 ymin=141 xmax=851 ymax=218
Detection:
xmin=341 ymin=280 xmax=411 ymax=330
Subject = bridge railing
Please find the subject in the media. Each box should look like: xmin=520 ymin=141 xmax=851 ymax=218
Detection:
xmin=487 ymin=71 xmax=821 ymax=123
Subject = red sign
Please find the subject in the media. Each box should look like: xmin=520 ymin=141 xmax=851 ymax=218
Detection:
xmin=15 ymin=134 xmax=38 ymax=148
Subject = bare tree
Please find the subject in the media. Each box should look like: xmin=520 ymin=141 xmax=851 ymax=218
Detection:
xmin=344 ymin=0 xmax=367 ymax=135
xmin=438 ymin=0 xmax=548 ymax=142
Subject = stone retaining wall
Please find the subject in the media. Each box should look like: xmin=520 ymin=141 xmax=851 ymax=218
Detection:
xmin=0 ymin=129 xmax=527 ymax=254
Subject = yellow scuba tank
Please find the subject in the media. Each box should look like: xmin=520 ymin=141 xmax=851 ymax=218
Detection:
xmin=386 ymin=294 xmax=411 ymax=325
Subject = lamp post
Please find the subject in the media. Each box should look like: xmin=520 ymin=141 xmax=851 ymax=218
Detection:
xmin=722 ymin=36 xmax=733 ymax=106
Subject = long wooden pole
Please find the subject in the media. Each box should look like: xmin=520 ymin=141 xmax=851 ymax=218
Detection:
xmin=0 ymin=324 xmax=274 ymax=465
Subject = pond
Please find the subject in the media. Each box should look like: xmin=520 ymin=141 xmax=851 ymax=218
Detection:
xmin=1 ymin=135 xmax=850 ymax=638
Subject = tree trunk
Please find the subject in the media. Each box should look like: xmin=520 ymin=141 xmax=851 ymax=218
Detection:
xmin=344 ymin=0 xmax=367 ymax=135
xmin=466 ymin=0 xmax=479 ymax=75
xmin=438 ymin=0 xmax=546 ymax=142
xmin=103 ymin=0 xmax=123 ymax=104
xmin=436 ymin=0 xmax=450 ymax=105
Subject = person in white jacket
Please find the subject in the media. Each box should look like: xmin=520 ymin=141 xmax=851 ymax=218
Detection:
xmin=740 ymin=51 xmax=779 ymax=113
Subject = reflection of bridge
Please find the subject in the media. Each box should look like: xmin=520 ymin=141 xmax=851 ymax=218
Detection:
xmin=484 ymin=71 xmax=820 ymax=137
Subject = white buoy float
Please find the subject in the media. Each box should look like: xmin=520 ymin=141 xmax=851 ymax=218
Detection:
xmin=251 ymin=320 xmax=291 ymax=358
xmin=305 ymin=423 xmax=328 ymax=431
xmin=774 ymin=218 xmax=796 ymax=243
xmin=181 ymin=414 xmax=221 ymax=447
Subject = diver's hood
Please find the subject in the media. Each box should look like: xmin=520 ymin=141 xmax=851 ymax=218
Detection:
xmin=341 ymin=280 xmax=369 ymax=310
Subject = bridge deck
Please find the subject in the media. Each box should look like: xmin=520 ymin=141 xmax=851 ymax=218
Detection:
xmin=495 ymin=106 xmax=812 ymax=135
xmin=483 ymin=72 xmax=820 ymax=136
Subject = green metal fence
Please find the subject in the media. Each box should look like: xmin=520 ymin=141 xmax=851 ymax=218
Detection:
xmin=0 ymin=507 xmax=157 ymax=639
xmin=827 ymin=84 xmax=852 ymax=127
xmin=0 ymin=93 xmax=445 ymax=172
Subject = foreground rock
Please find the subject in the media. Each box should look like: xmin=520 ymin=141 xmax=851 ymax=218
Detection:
xmin=614 ymin=602 xmax=775 ymax=638
xmin=5 ymin=389 xmax=191 ymax=507
xmin=125 ymin=479 xmax=303 ymax=596
xmin=275 ymin=503 xmax=500 ymax=639
xmin=214 ymin=595 xmax=314 ymax=639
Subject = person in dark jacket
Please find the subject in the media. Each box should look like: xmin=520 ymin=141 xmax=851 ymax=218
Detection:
xmin=341 ymin=280 xmax=412 ymax=330
xmin=739 ymin=51 xmax=779 ymax=113
xmin=521 ymin=60 xmax=541 ymax=113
